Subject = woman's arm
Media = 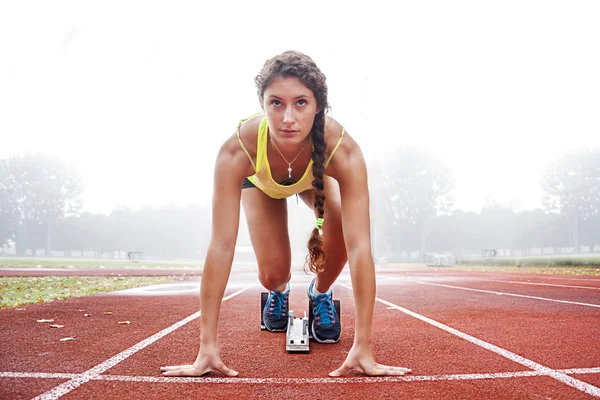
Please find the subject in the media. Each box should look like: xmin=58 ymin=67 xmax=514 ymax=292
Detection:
xmin=334 ymin=134 xmax=375 ymax=346
xmin=199 ymin=140 xmax=245 ymax=347
xmin=161 ymin=133 xmax=252 ymax=377
xmin=329 ymin=131 xmax=411 ymax=377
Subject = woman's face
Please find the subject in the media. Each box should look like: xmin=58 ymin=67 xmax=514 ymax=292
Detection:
xmin=262 ymin=76 xmax=320 ymax=147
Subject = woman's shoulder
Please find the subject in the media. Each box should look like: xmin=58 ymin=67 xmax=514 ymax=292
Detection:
xmin=324 ymin=115 xmax=358 ymax=154
xmin=216 ymin=113 xmax=262 ymax=177
xmin=235 ymin=112 xmax=264 ymax=154
xmin=323 ymin=115 xmax=364 ymax=181
xmin=238 ymin=112 xmax=264 ymax=137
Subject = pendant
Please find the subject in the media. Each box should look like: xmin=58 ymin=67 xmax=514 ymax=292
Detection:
xmin=287 ymin=166 xmax=292 ymax=178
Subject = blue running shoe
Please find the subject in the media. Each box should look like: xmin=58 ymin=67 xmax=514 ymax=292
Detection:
xmin=308 ymin=280 xmax=341 ymax=343
xmin=262 ymin=286 xmax=289 ymax=332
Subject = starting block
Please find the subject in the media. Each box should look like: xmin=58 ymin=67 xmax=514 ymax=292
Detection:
xmin=285 ymin=310 xmax=310 ymax=352
xmin=260 ymin=292 xmax=310 ymax=352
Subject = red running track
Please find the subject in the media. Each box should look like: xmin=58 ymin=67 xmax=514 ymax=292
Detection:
xmin=1 ymin=267 xmax=599 ymax=399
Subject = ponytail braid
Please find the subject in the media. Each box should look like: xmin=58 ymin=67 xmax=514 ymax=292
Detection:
xmin=306 ymin=111 xmax=327 ymax=273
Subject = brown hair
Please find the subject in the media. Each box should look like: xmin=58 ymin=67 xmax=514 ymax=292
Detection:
xmin=255 ymin=50 xmax=329 ymax=273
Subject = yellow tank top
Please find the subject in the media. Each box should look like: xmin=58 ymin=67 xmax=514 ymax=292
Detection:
xmin=237 ymin=115 xmax=345 ymax=199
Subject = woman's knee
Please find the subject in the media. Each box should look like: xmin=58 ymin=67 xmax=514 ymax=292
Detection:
xmin=258 ymin=265 xmax=291 ymax=291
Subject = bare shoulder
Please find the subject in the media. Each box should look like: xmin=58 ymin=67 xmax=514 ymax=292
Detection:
xmin=324 ymin=116 xmax=365 ymax=180
xmin=324 ymin=115 xmax=361 ymax=154
xmin=216 ymin=115 xmax=262 ymax=179
xmin=236 ymin=113 xmax=264 ymax=157
xmin=324 ymin=116 xmax=344 ymax=149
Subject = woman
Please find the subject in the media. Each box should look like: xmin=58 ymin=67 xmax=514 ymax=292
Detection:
xmin=161 ymin=50 xmax=411 ymax=377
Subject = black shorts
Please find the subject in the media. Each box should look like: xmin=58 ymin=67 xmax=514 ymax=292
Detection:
xmin=242 ymin=178 xmax=256 ymax=189
xmin=242 ymin=178 xmax=302 ymax=203
xmin=241 ymin=177 xmax=299 ymax=191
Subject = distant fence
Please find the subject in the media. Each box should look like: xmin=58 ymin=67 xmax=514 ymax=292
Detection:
xmin=0 ymin=248 xmax=131 ymax=259
xmin=425 ymin=253 xmax=456 ymax=267
xmin=377 ymin=244 xmax=600 ymax=264
xmin=482 ymin=249 xmax=497 ymax=260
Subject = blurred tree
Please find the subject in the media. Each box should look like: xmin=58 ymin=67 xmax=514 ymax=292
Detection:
xmin=429 ymin=210 xmax=482 ymax=254
xmin=478 ymin=205 xmax=518 ymax=249
xmin=513 ymin=209 xmax=569 ymax=251
xmin=0 ymin=160 xmax=18 ymax=245
xmin=377 ymin=146 xmax=454 ymax=260
xmin=580 ymin=215 xmax=600 ymax=250
xmin=3 ymin=154 xmax=83 ymax=254
xmin=541 ymin=148 xmax=600 ymax=253
xmin=367 ymin=160 xmax=391 ymax=260
xmin=53 ymin=204 xmax=212 ymax=260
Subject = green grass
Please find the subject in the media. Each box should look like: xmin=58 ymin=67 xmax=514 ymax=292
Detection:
xmin=383 ymin=261 xmax=600 ymax=276
xmin=459 ymin=254 xmax=600 ymax=269
xmin=448 ymin=264 xmax=600 ymax=276
xmin=0 ymin=275 xmax=192 ymax=308
xmin=0 ymin=257 xmax=203 ymax=269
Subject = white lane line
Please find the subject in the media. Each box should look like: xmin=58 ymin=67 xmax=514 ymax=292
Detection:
xmin=415 ymin=281 xmax=600 ymax=308
xmin=96 ymin=372 xmax=539 ymax=383
xmin=563 ymin=367 xmax=600 ymax=374
xmin=31 ymin=283 xmax=257 ymax=400
xmin=2 ymin=367 xmax=600 ymax=384
xmin=487 ymin=280 xmax=600 ymax=290
xmin=339 ymin=283 xmax=600 ymax=398
xmin=493 ymin=275 xmax=600 ymax=283
xmin=0 ymin=372 xmax=78 ymax=379
xmin=91 ymin=369 xmax=594 ymax=383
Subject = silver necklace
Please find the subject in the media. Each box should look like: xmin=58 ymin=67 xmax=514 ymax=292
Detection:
xmin=270 ymin=137 xmax=305 ymax=179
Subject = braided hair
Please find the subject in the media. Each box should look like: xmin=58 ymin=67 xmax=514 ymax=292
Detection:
xmin=255 ymin=50 xmax=329 ymax=273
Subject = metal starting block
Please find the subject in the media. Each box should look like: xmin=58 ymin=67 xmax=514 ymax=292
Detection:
xmin=260 ymin=292 xmax=311 ymax=352
xmin=286 ymin=310 xmax=310 ymax=352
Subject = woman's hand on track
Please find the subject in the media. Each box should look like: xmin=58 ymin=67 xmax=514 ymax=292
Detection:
xmin=160 ymin=347 xmax=238 ymax=377
xmin=329 ymin=344 xmax=411 ymax=377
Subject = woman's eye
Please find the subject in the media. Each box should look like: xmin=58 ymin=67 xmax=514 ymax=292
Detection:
xmin=297 ymin=99 xmax=307 ymax=106
xmin=271 ymin=100 xmax=281 ymax=106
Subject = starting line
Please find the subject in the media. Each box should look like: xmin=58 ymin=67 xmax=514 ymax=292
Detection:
xmin=2 ymin=367 xmax=600 ymax=385
xmin=3 ymin=279 xmax=600 ymax=398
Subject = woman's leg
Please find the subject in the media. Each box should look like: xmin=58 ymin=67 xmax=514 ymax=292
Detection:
xmin=242 ymin=187 xmax=291 ymax=292
xmin=299 ymin=176 xmax=348 ymax=293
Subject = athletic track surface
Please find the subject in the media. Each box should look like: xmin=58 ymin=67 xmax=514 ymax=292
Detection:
xmin=1 ymin=265 xmax=599 ymax=399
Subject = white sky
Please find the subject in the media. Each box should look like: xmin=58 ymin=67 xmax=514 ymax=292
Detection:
xmin=1 ymin=1 xmax=599 ymax=215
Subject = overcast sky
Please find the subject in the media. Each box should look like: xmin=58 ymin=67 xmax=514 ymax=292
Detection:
xmin=1 ymin=1 xmax=599 ymax=215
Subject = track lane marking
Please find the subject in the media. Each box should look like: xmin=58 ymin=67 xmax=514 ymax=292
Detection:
xmin=375 ymin=270 xmax=600 ymax=283
xmin=339 ymin=283 xmax=600 ymax=397
xmin=492 ymin=275 xmax=600 ymax=283
xmin=486 ymin=279 xmax=600 ymax=290
xmin=31 ymin=283 xmax=257 ymax=400
xmin=0 ymin=372 xmax=78 ymax=379
xmin=414 ymin=281 xmax=600 ymax=308
xmin=2 ymin=367 xmax=600 ymax=384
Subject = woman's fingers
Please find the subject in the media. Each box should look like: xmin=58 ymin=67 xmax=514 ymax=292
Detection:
xmin=367 ymin=363 xmax=412 ymax=376
xmin=217 ymin=364 xmax=239 ymax=377
xmin=160 ymin=362 xmax=238 ymax=377
xmin=330 ymin=362 xmax=412 ymax=377
xmin=368 ymin=363 xmax=412 ymax=376
xmin=161 ymin=367 xmax=210 ymax=377
xmin=160 ymin=365 xmax=195 ymax=372
xmin=328 ymin=363 xmax=357 ymax=377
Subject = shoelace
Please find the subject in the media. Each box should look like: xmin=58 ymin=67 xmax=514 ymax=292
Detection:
xmin=313 ymin=294 xmax=335 ymax=326
xmin=268 ymin=292 xmax=288 ymax=318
